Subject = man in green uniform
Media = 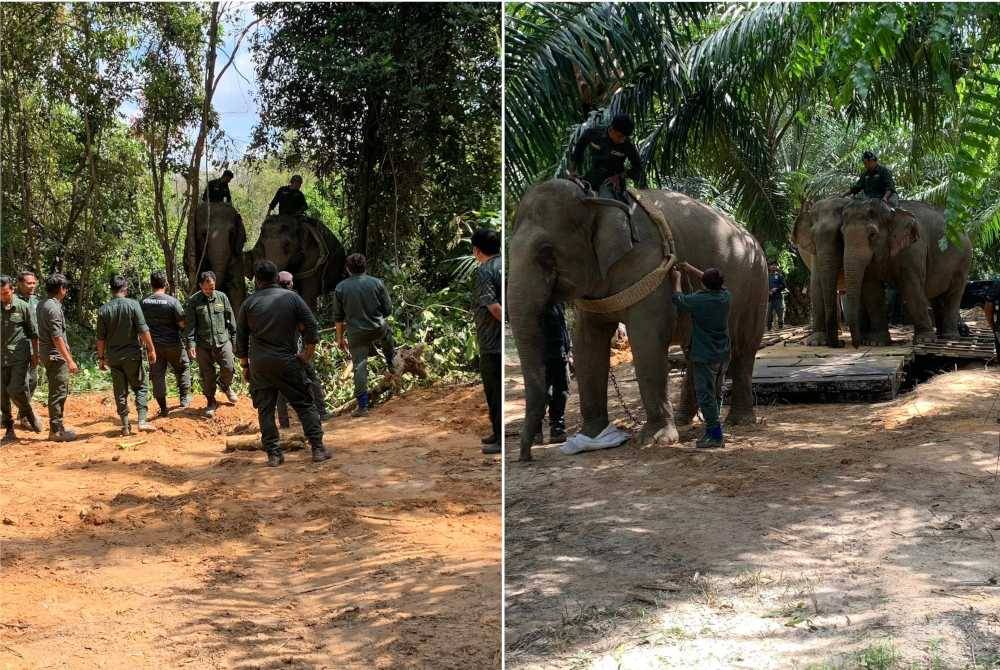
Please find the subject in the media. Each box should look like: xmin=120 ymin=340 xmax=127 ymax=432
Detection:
xmin=202 ymin=169 xmax=234 ymax=204
xmin=1 ymin=276 xmax=43 ymax=445
xmin=472 ymin=229 xmax=502 ymax=454
xmin=237 ymin=260 xmax=329 ymax=466
xmin=36 ymin=273 xmax=80 ymax=441
xmin=670 ymin=262 xmax=731 ymax=449
xmin=266 ymin=175 xmax=308 ymax=217
xmin=15 ymin=270 xmax=40 ymax=430
xmin=141 ymin=270 xmax=192 ymax=416
xmin=97 ymin=276 xmax=158 ymax=436
xmin=276 ymin=271 xmax=326 ymax=428
xmin=844 ymin=150 xmax=898 ymax=208
xmin=568 ymin=113 xmax=646 ymax=200
xmin=185 ymin=271 xmax=238 ymax=418
xmin=334 ymin=254 xmax=397 ymax=418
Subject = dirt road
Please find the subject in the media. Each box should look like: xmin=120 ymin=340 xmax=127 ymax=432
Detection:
xmin=505 ymin=333 xmax=1000 ymax=669
xmin=1 ymin=383 xmax=500 ymax=669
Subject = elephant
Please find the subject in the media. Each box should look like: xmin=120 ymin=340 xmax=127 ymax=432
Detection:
xmin=508 ymin=179 xmax=768 ymax=461
xmin=185 ymin=201 xmax=248 ymax=315
xmin=246 ymin=214 xmax=347 ymax=310
xmin=794 ymin=197 xmax=972 ymax=347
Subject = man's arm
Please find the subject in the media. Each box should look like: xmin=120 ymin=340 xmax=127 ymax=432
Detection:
xmin=53 ymin=336 xmax=78 ymax=373
xmin=679 ymin=261 xmax=704 ymax=281
xmin=235 ymin=297 xmax=250 ymax=368
xmin=134 ymin=303 xmax=155 ymax=365
xmin=140 ymin=331 xmax=157 ymax=364
xmin=626 ymin=141 xmax=646 ymax=188
xmin=295 ymin=295 xmax=320 ymax=363
xmin=267 ymin=188 xmax=281 ymax=214
xmin=568 ymin=128 xmax=595 ymax=175
xmin=184 ymin=297 xmax=198 ymax=358
xmin=844 ymin=173 xmax=864 ymax=197
xmin=377 ymin=281 xmax=393 ymax=317
xmin=223 ymin=183 xmax=232 ymax=204
xmin=477 ymin=264 xmax=502 ymax=323
xmin=223 ymin=293 xmax=236 ymax=338
xmin=882 ymin=167 xmax=896 ymax=202
xmin=24 ymin=304 xmax=39 ymax=367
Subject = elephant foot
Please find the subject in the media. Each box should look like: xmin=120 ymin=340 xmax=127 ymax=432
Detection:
xmin=803 ymin=332 xmax=829 ymax=347
xmin=937 ymin=329 xmax=960 ymax=340
xmin=913 ymin=330 xmax=937 ymax=344
xmin=726 ymin=410 xmax=756 ymax=426
xmin=673 ymin=412 xmax=694 ymax=427
xmin=637 ymin=421 xmax=678 ymax=446
xmin=860 ymin=332 xmax=891 ymax=346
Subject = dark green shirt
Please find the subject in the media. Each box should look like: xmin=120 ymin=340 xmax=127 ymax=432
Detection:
xmin=2 ymin=296 xmax=36 ymax=365
xmin=571 ymin=126 xmax=646 ymax=189
xmin=97 ymin=296 xmax=149 ymax=362
xmin=37 ymin=298 xmax=67 ymax=362
xmin=850 ymin=164 xmax=896 ymax=199
xmin=15 ymin=290 xmax=39 ymax=315
xmin=185 ymin=290 xmax=236 ymax=348
xmin=141 ymin=292 xmax=188 ymax=348
xmin=474 ymin=255 xmax=502 ymax=355
xmin=332 ymin=274 xmax=392 ymax=337
xmin=672 ymin=289 xmax=731 ymax=363
xmin=236 ymin=286 xmax=318 ymax=362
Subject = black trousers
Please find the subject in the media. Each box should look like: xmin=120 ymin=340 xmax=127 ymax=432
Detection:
xmin=277 ymin=359 xmax=325 ymax=422
xmin=544 ymin=356 xmax=568 ymax=433
xmin=479 ymin=352 xmax=501 ymax=439
xmin=249 ymin=357 xmax=324 ymax=454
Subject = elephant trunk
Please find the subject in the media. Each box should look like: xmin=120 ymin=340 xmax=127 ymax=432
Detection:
xmin=843 ymin=257 xmax=868 ymax=349
xmin=507 ymin=253 xmax=553 ymax=462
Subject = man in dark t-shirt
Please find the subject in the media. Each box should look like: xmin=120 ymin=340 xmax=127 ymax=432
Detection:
xmin=472 ymin=228 xmax=502 ymax=454
xmin=141 ymin=270 xmax=192 ymax=416
xmin=267 ymin=175 xmax=308 ymax=217
xmin=568 ymin=113 xmax=646 ymax=200
xmin=844 ymin=150 xmax=898 ymax=208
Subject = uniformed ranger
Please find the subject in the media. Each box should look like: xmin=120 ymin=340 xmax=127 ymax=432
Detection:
xmin=1 ymin=276 xmax=42 ymax=445
xmin=36 ymin=273 xmax=80 ymax=441
xmin=333 ymin=253 xmax=397 ymax=418
xmin=275 ymin=271 xmax=327 ymax=428
xmin=568 ymin=113 xmax=647 ymax=200
xmin=185 ymin=271 xmax=238 ymax=418
xmin=236 ymin=260 xmax=330 ymax=466
xmin=202 ymin=169 xmax=234 ymax=204
xmin=472 ymin=229 xmax=502 ymax=454
xmin=96 ymin=276 xmax=158 ymax=436
xmin=266 ymin=175 xmax=308 ymax=217
xmin=844 ymin=150 xmax=898 ymax=208
xmin=14 ymin=270 xmax=39 ymax=430
xmin=141 ymin=271 xmax=193 ymax=416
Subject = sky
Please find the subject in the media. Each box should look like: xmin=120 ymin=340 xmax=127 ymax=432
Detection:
xmin=119 ymin=4 xmax=263 ymax=162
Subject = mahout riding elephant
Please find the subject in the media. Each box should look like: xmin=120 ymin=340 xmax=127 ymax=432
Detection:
xmin=508 ymin=179 xmax=768 ymax=461
xmin=185 ymin=201 xmax=247 ymax=315
xmin=795 ymin=197 xmax=971 ymax=347
xmin=245 ymin=214 xmax=347 ymax=310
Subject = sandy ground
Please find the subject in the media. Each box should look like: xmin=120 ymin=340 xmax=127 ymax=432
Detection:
xmin=505 ymin=332 xmax=1000 ymax=669
xmin=0 ymin=382 xmax=500 ymax=669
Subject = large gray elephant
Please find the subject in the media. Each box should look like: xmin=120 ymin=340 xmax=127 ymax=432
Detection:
xmin=509 ymin=179 xmax=768 ymax=461
xmin=185 ymin=201 xmax=248 ymax=315
xmin=246 ymin=214 xmax=347 ymax=310
xmin=795 ymin=197 xmax=972 ymax=347
xmin=792 ymin=197 xmax=848 ymax=347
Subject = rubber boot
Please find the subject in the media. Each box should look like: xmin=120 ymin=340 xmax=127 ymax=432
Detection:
xmin=156 ymin=397 xmax=169 ymax=417
xmin=48 ymin=428 xmax=78 ymax=442
xmin=1 ymin=426 xmax=15 ymax=446
xmin=225 ymin=388 xmax=239 ymax=404
xmin=696 ymin=425 xmax=725 ymax=449
xmin=311 ymin=444 xmax=331 ymax=463
xmin=180 ymin=393 xmax=192 ymax=408
xmin=205 ymin=398 xmax=218 ymax=418
xmin=266 ymin=448 xmax=284 ymax=467
xmin=136 ymin=409 xmax=155 ymax=432
xmin=351 ymin=392 xmax=369 ymax=418
xmin=120 ymin=417 xmax=131 ymax=437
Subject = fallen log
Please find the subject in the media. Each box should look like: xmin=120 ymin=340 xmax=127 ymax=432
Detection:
xmin=331 ymin=344 xmax=429 ymax=416
xmin=224 ymin=433 xmax=306 ymax=452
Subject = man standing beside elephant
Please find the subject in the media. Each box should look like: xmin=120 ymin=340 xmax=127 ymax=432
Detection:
xmin=186 ymin=271 xmax=239 ymax=418
xmin=767 ymin=262 xmax=787 ymax=330
xmin=670 ymin=262 xmax=731 ymax=449
xmin=333 ymin=254 xmax=397 ymax=418
xmin=472 ymin=229 xmax=502 ymax=455
xmin=276 ymin=271 xmax=327 ymax=427
xmin=844 ymin=150 xmax=898 ymax=208
xmin=567 ymin=113 xmax=646 ymax=201
xmin=267 ymin=174 xmax=308 ymax=217
xmin=141 ymin=270 xmax=193 ymax=416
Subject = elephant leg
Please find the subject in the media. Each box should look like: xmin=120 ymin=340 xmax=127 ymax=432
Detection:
xmin=897 ymin=272 xmax=935 ymax=342
xmin=726 ymin=344 xmax=756 ymax=425
xmin=933 ymin=277 xmax=966 ymax=339
xmin=627 ymin=308 xmax=677 ymax=444
xmin=803 ymin=268 xmax=830 ymax=347
xmin=574 ymin=315 xmax=618 ymax=438
xmin=860 ymin=277 xmax=890 ymax=346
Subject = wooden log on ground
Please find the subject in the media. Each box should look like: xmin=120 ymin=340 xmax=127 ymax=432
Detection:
xmin=224 ymin=434 xmax=306 ymax=452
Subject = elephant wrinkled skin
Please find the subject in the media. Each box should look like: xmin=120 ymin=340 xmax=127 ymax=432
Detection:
xmin=186 ymin=202 xmax=248 ymax=315
xmin=508 ymin=179 xmax=768 ymax=462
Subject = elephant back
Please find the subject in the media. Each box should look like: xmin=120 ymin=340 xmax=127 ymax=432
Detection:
xmin=195 ymin=201 xmax=242 ymax=236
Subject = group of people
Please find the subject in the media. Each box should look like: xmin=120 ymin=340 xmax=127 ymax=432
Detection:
xmin=203 ymin=170 xmax=309 ymax=219
xmin=1 ymin=227 xmax=505 ymax=464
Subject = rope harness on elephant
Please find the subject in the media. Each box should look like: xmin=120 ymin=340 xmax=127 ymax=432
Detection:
xmin=293 ymin=219 xmax=329 ymax=280
xmin=575 ymin=187 xmax=678 ymax=314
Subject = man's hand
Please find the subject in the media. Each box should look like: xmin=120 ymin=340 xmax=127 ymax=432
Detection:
xmin=147 ymin=350 xmax=157 ymax=365
xmin=239 ymin=357 xmax=250 ymax=373
xmin=296 ymin=351 xmax=311 ymax=365
xmin=31 ymin=353 xmax=39 ymax=368
xmin=567 ymin=353 xmax=575 ymax=376
xmin=338 ymin=339 xmax=348 ymax=353
xmin=68 ymin=360 xmax=80 ymax=374
xmin=98 ymin=357 xmax=107 ymax=371
xmin=188 ymin=347 xmax=197 ymax=362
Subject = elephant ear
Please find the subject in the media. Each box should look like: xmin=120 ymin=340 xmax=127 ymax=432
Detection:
xmin=581 ymin=199 xmax=634 ymax=279
xmin=792 ymin=203 xmax=817 ymax=256
xmin=888 ymin=209 xmax=919 ymax=257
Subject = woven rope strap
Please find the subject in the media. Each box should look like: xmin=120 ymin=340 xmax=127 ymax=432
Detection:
xmin=576 ymin=189 xmax=678 ymax=314
xmin=295 ymin=220 xmax=329 ymax=279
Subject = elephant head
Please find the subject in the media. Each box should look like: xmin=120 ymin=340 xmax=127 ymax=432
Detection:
xmin=793 ymin=197 xmax=848 ymax=346
xmin=252 ymin=216 xmax=307 ymax=274
xmin=840 ymin=199 xmax=919 ymax=347
xmin=189 ymin=202 xmax=247 ymax=312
